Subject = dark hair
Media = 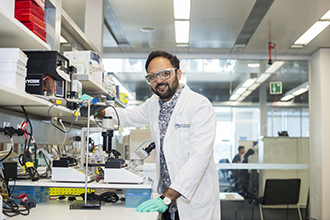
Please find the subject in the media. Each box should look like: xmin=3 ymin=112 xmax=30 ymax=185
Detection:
xmin=244 ymin=149 xmax=255 ymax=159
xmin=238 ymin=146 xmax=245 ymax=151
xmin=145 ymin=50 xmax=180 ymax=72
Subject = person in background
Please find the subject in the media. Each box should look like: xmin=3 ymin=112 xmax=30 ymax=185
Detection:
xmin=231 ymin=146 xmax=246 ymax=191
xmin=96 ymin=50 xmax=220 ymax=220
xmin=232 ymin=146 xmax=245 ymax=163
xmin=241 ymin=148 xmax=256 ymax=197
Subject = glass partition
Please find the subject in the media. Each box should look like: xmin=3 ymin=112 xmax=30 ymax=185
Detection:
xmin=103 ymin=57 xmax=309 ymax=203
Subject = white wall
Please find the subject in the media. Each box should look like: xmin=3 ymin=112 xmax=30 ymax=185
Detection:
xmin=309 ymin=48 xmax=330 ymax=219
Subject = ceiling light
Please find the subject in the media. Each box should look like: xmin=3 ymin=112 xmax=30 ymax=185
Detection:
xmin=292 ymin=88 xmax=308 ymax=96
xmin=281 ymin=81 xmax=308 ymax=102
xmin=175 ymin=21 xmax=190 ymax=43
xmin=237 ymin=96 xmax=245 ymax=102
xmin=248 ymin=63 xmax=260 ymax=67
xmin=234 ymin=44 xmax=246 ymax=48
xmin=294 ymin=21 xmax=330 ymax=45
xmin=281 ymin=95 xmax=294 ymax=101
xmin=229 ymin=94 xmax=240 ymax=101
xmin=173 ymin=0 xmax=191 ymax=19
xmin=265 ymin=61 xmax=285 ymax=73
xmin=241 ymin=90 xmax=252 ymax=97
xmin=321 ymin=9 xmax=330 ymax=20
xmin=235 ymin=87 xmax=247 ymax=95
xmin=242 ymin=78 xmax=256 ymax=88
xmin=60 ymin=36 xmax=67 ymax=43
xmin=141 ymin=27 xmax=155 ymax=32
xmin=176 ymin=43 xmax=189 ymax=47
xmin=248 ymin=83 xmax=260 ymax=91
xmin=256 ymin=73 xmax=271 ymax=83
xmin=291 ymin=44 xmax=304 ymax=48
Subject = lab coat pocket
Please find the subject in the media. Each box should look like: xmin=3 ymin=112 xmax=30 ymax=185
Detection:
xmin=173 ymin=127 xmax=190 ymax=161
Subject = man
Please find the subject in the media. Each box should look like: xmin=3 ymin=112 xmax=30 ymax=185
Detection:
xmin=232 ymin=146 xmax=245 ymax=163
xmin=232 ymin=146 xmax=245 ymax=191
xmin=98 ymin=50 xmax=220 ymax=220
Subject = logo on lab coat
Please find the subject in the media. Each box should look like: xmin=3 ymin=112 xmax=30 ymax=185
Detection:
xmin=174 ymin=124 xmax=190 ymax=129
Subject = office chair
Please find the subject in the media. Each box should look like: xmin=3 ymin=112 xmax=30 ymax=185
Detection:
xmin=218 ymin=158 xmax=230 ymax=180
xmin=253 ymin=178 xmax=302 ymax=220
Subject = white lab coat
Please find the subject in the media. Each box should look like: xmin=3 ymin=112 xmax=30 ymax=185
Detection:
xmin=107 ymin=85 xmax=220 ymax=220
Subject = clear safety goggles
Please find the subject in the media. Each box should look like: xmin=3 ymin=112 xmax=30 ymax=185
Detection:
xmin=145 ymin=68 xmax=177 ymax=85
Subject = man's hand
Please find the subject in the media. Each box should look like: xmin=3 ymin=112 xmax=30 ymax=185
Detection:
xmin=136 ymin=198 xmax=168 ymax=213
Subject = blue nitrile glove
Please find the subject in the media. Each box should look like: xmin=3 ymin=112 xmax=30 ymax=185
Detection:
xmin=136 ymin=198 xmax=168 ymax=213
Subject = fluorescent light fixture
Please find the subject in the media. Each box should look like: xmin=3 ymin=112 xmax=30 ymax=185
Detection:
xmin=173 ymin=0 xmax=191 ymax=19
xmin=294 ymin=21 xmax=330 ymax=45
xmin=281 ymin=81 xmax=308 ymax=102
xmin=291 ymin=44 xmax=304 ymax=48
xmin=248 ymin=83 xmax=260 ymax=91
xmin=321 ymin=9 xmax=330 ymax=20
xmin=256 ymin=73 xmax=271 ymax=83
xmin=229 ymin=94 xmax=240 ymax=101
xmin=60 ymin=36 xmax=67 ymax=43
xmin=176 ymin=43 xmax=189 ymax=47
xmin=242 ymin=78 xmax=256 ymax=88
xmin=281 ymin=95 xmax=294 ymax=101
xmin=235 ymin=87 xmax=247 ymax=95
xmin=265 ymin=61 xmax=285 ymax=73
xmin=175 ymin=21 xmax=190 ymax=43
xmin=248 ymin=63 xmax=260 ymax=67
xmin=241 ymin=90 xmax=252 ymax=97
xmin=234 ymin=44 xmax=246 ymax=48
xmin=292 ymin=88 xmax=308 ymax=96
xmin=237 ymin=96 xmax=245 ymax=102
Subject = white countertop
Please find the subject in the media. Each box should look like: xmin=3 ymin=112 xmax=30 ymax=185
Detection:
xmin=9 ymin=179 xmax=153 ymax=189
xmin=8 ymin=199 xmax=159 ymax=220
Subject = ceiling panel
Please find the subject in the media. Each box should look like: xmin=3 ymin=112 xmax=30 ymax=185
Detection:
xmin=64 ymin=0 xmax=324 ymax=105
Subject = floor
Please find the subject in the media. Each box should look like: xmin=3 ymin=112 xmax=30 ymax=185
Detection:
xmin=219 ymin=182 xmax=308 ymax=220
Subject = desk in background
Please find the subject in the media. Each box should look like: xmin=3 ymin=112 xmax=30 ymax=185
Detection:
xmin=220 ymin=192 xmax=244 ymax=220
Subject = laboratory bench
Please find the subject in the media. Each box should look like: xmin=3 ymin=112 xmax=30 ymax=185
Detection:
xmin=7 ymin=179 xmax=155 ymax=219
xmin=8 ymin=178 xmax=153 ymax=189
xmin=7 ymin=199 xmax=159 ymax=220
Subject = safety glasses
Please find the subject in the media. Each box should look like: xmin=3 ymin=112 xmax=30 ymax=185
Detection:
xmin=145 ymin=68 xmax=177 ymax=85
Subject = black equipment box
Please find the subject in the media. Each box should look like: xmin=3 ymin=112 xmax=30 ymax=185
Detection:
xmin=23 ymin=50 xmax=70 ymax=81
xmin=3 ymin=161 xmax=17 ymax=181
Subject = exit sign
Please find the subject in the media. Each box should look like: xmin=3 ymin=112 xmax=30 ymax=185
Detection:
xmin=270 ymin=82 xmax=282 ymax=94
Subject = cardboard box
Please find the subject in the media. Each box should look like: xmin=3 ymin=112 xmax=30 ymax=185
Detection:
xmin=64 ymin=50 xmax=100 ymax=64
xmin=0 ymin=61 xmax=26 ymax=75
xmin=0 ymin=61 xmax=27 ymax=92
xmin=0 ymin=48 xmax=28 ymax=66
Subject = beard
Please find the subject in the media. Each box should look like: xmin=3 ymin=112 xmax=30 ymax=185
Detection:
xmin=151 ymin=76 xmax=179 ymax=100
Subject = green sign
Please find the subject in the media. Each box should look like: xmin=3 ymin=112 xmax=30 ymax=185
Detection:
xmin=270 ymin=82 xmax=282 ymax=94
